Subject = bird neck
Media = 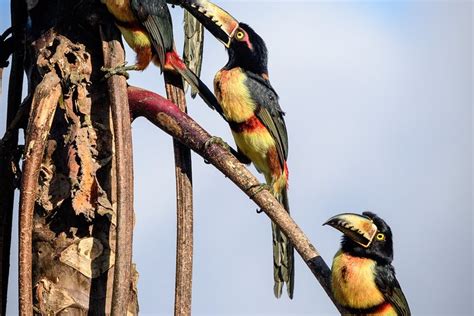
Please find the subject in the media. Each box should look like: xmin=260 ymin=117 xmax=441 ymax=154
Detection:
xmin=341 ymin=238 xmax=392 ymax=265
xmin=224 ymin=49 xmax=268 ymax=75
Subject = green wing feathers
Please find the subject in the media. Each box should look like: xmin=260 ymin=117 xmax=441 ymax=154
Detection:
xmin=183 ymin=11 xmax=204 ymax=98
xmin=272 ymin=188 xmax=294 ymax=299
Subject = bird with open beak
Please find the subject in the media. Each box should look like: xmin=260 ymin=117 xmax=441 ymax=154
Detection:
xmin=325 ymin=212 xmax=411 ymax=315
xmin=169 ymin=0 xmax=294 ymax=299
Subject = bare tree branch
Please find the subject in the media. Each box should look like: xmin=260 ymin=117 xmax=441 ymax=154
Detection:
xmin=0 ymin=2 xmax=26 ymax=314
xmin=18 ymin=72 xmax=61 ymax=316
xmin=128 ymin=86 xmax=347 ymax=313
xmin=163 ymin=72 xmax=194 ymax=316
xmin=100 ymin=25 xmax=135 ymax=316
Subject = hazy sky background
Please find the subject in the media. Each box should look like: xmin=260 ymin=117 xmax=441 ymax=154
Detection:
xmin=0 ymin=0 xmax=472 ymax=315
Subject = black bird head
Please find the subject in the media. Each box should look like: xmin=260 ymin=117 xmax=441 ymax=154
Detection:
xmin=324 ymin=212 xmax=394 ymax=265
xmin=172 ymin=0 xmax=268 ymax=73
xmin=225 ymin=23 xmax=268 ymax=73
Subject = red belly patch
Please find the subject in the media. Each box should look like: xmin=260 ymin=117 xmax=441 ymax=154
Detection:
xmin=228 ymin=115 xmax=266 ymax=133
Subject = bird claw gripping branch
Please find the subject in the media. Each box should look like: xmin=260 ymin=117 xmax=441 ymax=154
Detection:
xmin=204 ymin=136 xmax=230 ymax=151
xmin=101 ymin=61 xmax=138 ymax=79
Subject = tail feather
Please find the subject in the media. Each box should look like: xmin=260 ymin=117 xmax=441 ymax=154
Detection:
xmin=182 ymin=10 xmax=204 ymax=99
xmin=272 ymin=188 xmax=294 ymax=299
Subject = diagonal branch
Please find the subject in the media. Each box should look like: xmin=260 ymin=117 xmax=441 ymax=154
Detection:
xmin=163 ymin=72 xmax=194 ymax=316
xmin=100 ymin=25 xmax=135 ymax=316
xmin=128 ymin=86 xmax=347 ymax=314
xmin=18 ymin=72 xmax=61 ymax=316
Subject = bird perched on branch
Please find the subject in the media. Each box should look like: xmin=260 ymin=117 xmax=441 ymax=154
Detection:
xmin=324 ymin=212 xmax=411 ymax=315
xmin=100 ymin=0 xmax=223 ymax=116
xmin=171 ymin=0 xmax=294 ymax=299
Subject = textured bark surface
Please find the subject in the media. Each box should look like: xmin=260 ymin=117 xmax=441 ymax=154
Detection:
xmin=9 ymin=1 xmax=139 ymax=314
xmin=100 ymin=23 xmax=135 ymax=316
xmin=20 ymin=68 xmax=61 ymax=316
xmin=164 ymin=73 xmax=194 ymax=316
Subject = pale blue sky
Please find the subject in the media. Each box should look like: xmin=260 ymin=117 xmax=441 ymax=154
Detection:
xmin=0 ymin=1 xmax=472 ymax=315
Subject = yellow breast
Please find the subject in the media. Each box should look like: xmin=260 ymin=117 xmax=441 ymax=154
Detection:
xmin=214 ymin=68 xmax=256 ymax=122
xmin=102 ymin=0 xmax=135 ymax=23
xmin=331 ymin=250 xmax=387 ymax=311
xmin=101 ymin=0 xmax=151 ymax=51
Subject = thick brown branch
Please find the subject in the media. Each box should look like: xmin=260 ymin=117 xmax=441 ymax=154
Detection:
xmin=100 ymin=25 xmax=134 ymax=316
xmin=128 ymin=86 xmax=346 ymax=313
xmin=163 ymin=72 xmax=194 ymax=316
xmin=19 ymin=72 xmax=61 ymax=316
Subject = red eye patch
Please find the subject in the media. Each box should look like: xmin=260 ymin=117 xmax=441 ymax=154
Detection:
xmin=242 ymin=33 xmax=253 ymax=50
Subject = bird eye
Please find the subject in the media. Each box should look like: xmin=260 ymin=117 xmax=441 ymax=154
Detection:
xmin=235 ymin=30 xmax=245 ymax=40
xmin=376 ymin=233 xmax=385 ymax=241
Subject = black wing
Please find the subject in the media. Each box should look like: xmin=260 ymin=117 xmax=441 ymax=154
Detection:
xmin=375 ymin=265 xmax=411 ymax=316
xmin=131 ymin=0 xmax=173 ymax=67
xmin=245 ymin=71 xmax=288 ymax=168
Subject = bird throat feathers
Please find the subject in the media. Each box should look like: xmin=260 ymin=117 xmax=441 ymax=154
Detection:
xmin=332 ymin=250 xmax=388 ymax=311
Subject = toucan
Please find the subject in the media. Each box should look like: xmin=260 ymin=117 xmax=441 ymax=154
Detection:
xmin=101 ymin=0 xmax=223 ymax=116
xmin=169 ymin=0 xmax=294 ymax=299
xmin=324 ymin=212 xmax=411 ymax=315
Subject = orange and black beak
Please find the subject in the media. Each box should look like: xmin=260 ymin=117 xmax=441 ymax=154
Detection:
xmin=169 ymin=0 xmax=239 ymax=47
xmin=324 ymin=213 xmax=378 ymax=248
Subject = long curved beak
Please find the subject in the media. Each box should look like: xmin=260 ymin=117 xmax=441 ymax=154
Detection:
xmin=169 ymin=0 xmax=239 ymax=47
xmin=324 ymin=213 xmax=378 ymax=248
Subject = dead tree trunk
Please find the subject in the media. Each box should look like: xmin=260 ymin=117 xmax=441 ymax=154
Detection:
xmin=10 ymin=1 xmax=138 ymax=314
xmin=0 ymin=1 xmax=26 ymax=314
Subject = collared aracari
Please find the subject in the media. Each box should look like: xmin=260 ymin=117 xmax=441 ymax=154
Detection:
xmin=100 ymin=0 xmax=223 ymax=116
xmin=171 ymin=0 xmax=294 ymax=298
xmin=324 ymin=212 xmax=411 ymax=315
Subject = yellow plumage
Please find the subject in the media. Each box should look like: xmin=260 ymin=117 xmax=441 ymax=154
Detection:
xmin=214 ymin=68 xmax=257 ymax=122
xmin=332 ymin=250 xmax=397 ymax=315
xmin=232 ymin=130 xmax=274 ymax=174
xmin=102 ymin=0 xmax=151 ymax=50
xmin=101 ymin=0 xmax=134 ymax=22
xmin=116 ymin=25 xmax=151 ymax=50
xmin=214 ymin=68 xmax=281 ymax=188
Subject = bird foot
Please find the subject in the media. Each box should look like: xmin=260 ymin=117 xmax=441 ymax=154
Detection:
xmin=204 ymin=136 xmax=230 ymax=152
xmin=248 ymin=183 xmax=272 ymax=214
xmin=203 ymin=136 xmax=231 ymax=164
xmin=101 ymin=62 xmax=138 ymax=80
xmin=248 ymin=183 xmax=273 ymax=196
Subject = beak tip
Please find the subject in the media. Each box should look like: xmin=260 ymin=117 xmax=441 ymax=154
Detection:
xmin=183 ymin=0 xmax=238 ymax=48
